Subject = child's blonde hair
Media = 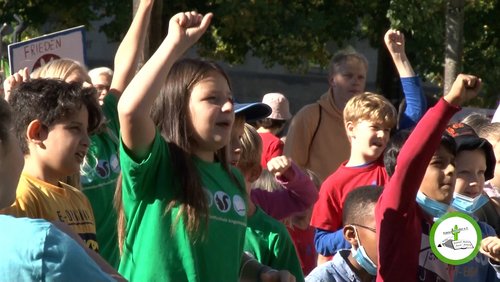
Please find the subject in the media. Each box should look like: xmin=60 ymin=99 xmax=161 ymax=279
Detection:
xmin=343 ymin=92 xmax=397 ymax=128
xmin=238 ymin=123 xmax=262 ymax=173
xmin=31 ymin=58 xmax=91 ymax=84
xmin=478 ymin=122 xmax=500 ymax=144
xmin=253 ymin=169 xmax=282 ymax=192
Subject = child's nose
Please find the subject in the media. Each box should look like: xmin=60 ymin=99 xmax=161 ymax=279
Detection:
xmin=82 ymin=133 xmax=90 ymax=147
xmin=222 ymin=100 xmax=233 ymax=112
xmin=466 ymin=180 xmax=482 ymax=196
xmin=445 ymin=163 xmax=456 ymax=176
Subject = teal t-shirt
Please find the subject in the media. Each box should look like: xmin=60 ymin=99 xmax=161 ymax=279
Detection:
xmin=0 ymin=215 xmax=114 ymax=282
xmin=245 ymin=207 xmax=305 ymax=282
xmin=81 ymin=93 xmax=120 ymax=267
xmin=118 ymin=132 xmax=247 ymax=281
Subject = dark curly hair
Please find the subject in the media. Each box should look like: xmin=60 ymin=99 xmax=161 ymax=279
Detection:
xmin=9 ymin=78 xmax=103 ymax=154
xmin=0 ymin=99 xmax=12 ymax=144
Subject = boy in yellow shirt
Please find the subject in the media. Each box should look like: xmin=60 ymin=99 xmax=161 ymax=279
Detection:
xmin=1 ymin=79 xmax=103 ymax=251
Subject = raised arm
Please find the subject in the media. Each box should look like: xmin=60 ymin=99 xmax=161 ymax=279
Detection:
xmin=109 ymin=0 xmax=153 ymax=97
xmin=117 ymin=12 xmax=212 ymax=159
xmin=251 ymin=157 xmax=318 ymax=220
xmin=385 ymin=29 xmax=426 ymax=129
xmin=3 ymin=67 xmax=29 ymax=102
xmin=380 ymin=74 xmax=481 ymax=215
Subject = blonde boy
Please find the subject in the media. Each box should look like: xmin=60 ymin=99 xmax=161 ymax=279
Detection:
xmin=0 ymin=79 xmax=103 ymax=251
xmin=311 ymin=92 xmax=396 ymax=260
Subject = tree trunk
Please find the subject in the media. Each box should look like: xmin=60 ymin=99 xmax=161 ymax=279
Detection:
xmin=444 ymin=0 xmax=465 ymax=95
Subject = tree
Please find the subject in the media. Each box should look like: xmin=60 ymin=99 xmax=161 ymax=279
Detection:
xmin=388 ymin=0 xmax=499 ymax=107
xmin=444 ymin=0 xmax=465 ymax=95
xmin=3 ymin=0 xmax=498 ymax=108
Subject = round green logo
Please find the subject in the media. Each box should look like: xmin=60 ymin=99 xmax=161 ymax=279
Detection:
xmin=429 ymin=212 xmax=482 ymax=265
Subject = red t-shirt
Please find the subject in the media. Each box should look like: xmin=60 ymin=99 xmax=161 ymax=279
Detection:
xmin=287 ymin=225 xmax=316 ymax=276
xmin=311 ymin=159 xmax=389 ymax=231
xmin=259 ymin=132 xmax=284 ymax=168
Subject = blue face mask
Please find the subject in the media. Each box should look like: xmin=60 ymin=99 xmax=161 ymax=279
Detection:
xmin=351 ymin=226 xmax=377 ymax=276
xmin=451 ymin=193 xmax=489 ymax=214
xmin=416 ymin=191 xmax=449 ymax=219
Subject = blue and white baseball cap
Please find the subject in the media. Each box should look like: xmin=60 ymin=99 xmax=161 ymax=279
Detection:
xmin=234 ymin=102 xmax=271 ymax=122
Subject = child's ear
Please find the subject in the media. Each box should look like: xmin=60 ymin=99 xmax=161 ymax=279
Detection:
xmin=329 ymin=76 xmax=336 ymax=88
xmin=26 ymin=120 xmax=48 ymax=145
xmin=344 ymin=225 xmax=359 ymax=248
xmin=346 ymin=121 xmax=356 ymax=140
xmin=248 ymin=165 xmax=263 ymax=183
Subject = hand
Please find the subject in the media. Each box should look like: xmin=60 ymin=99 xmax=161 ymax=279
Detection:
xmin=4 ymin=67 xmax=29 ymax=102
xmin=260 ymin=270 xmax=296 ymax=282
xmin=267 ymin=156 xmax=293 ymax=178
xmin=444 ymin=74 xmax=482 ymax=106
xmin=480 ymin=236 xmax=500 ymax=262
xmin=166 ymin=11 xmax=212 ymax=53
xmin=384 ymin=29 xmax=406 ymax=56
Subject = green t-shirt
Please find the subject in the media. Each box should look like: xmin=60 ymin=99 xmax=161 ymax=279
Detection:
xmin=245 ymin=207 xmax=304 ymax=282
xmin=118 ymin=132 xmax=247 ymax=281
xmin=81 ymin=93 xmax=120 ymax=267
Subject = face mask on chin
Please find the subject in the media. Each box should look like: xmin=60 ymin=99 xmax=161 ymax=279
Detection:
xmin=416 ymin=191 xmax=449 ymax=219
xmin=451 ymin=193 xmax=489 ymax=214
xmin=350 ymin=225 xmax=377 ymax=276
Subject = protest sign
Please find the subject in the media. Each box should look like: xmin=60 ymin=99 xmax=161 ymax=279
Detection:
xmin=8 ymin=26 xmax=86 ymax=74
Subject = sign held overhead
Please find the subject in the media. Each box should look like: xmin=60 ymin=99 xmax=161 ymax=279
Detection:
xmin=8 ymin=26 xmax=86 ymax=74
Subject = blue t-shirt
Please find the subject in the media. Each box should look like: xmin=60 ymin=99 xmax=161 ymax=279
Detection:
xmin=306 ymin=249 xmax=373 ymax=282
xmin=0 ymin=215 xmax=114 ymax=282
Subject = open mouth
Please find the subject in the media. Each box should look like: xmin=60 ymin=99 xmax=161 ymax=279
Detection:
xmin=76 ymin=152 xmax=86 ymax=162
xmin=216 ymin=121 xmax=231 ymax=128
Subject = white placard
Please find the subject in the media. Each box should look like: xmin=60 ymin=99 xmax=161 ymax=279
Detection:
xmin=8 ymin=26 xmax=86 ymax=74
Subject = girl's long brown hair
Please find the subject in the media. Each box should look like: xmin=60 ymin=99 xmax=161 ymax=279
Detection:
xmin=115 ymin=58 xmax=243 ymax=254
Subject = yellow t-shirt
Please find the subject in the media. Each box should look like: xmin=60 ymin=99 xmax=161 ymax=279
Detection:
xmin=0 ymin=173 xmax=99 ymax=251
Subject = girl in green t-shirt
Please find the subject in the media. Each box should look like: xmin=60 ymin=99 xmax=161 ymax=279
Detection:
xmin=115 ymin=12 xmax=294 ymax=282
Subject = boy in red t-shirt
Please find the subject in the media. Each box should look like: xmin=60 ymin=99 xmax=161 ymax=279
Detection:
xmin=311 ymin=92 xmax=396 ymax=263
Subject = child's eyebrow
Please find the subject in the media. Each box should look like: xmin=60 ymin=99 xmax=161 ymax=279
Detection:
xmin=66 ymin=121 xmax=84 ymax=126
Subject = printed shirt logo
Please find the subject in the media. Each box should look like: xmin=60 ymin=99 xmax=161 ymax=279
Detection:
xmin=232 ymin=195 xmax=246 ymax=216
xmin=80 ymin=153 xmax=120 ymax=184
xmin=429 ymin=212 xmax=482 ymax=265
xmin=214 ymin=191 xmax=231 ymax=213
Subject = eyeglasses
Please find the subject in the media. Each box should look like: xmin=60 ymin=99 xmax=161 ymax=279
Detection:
xmin=351 ymin=223 xmax=376 ymax=233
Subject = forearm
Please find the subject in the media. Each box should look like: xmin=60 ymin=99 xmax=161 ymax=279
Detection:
xmin=314 ymin=228 xmax=350 ymax=256
xmin=390 ymin=53 xmax=415 ymax=78
xmin=111 ymin=0 xmax=153 ymax=95
xmin=117 ymin=35 xmax=183 ymax=156
xmin=383 ymin=98 xmax=459 ymax=212
xmin=276 ymin=163 xmax=319 ymax=209
xmin=399 ymin=76 xmax=426 ymax=129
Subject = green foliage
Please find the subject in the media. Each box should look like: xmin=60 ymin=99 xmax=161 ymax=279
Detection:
xmin=2 ymin=0 xmax=498 ymax=107
xmin=386 ymin=0 xmax=498 ymax=107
